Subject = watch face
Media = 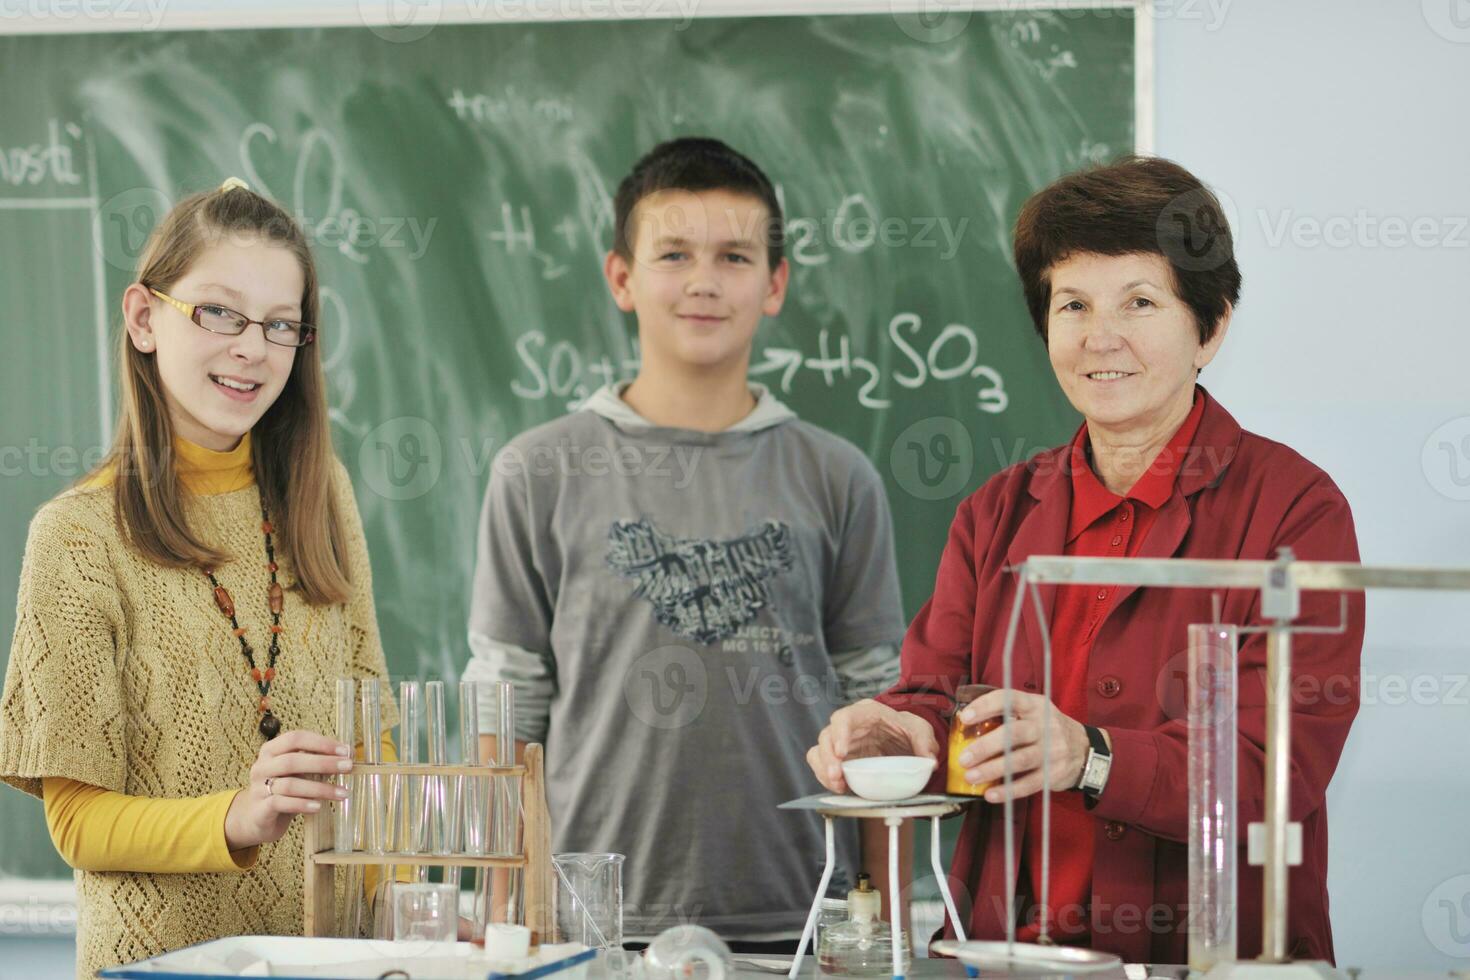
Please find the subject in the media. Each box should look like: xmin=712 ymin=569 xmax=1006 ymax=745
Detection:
xmin=1084 ymin=754 xmax=1112 ymax=791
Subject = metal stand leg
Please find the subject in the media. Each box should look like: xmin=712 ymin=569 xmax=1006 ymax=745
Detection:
xmin=790 ymin=816 xmax=836 ymax=980
xmin=929 ymin=815 xmax=967 ymax=942
xmin=886 ymin=817 xmax=904 ymax=980
xmin=1263 ymin=624 xmax=1293 ymax=962
xmin=930 ymin=815 xmax=974 ymax=976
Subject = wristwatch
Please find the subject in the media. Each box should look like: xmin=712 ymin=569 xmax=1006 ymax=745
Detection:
xmin=1076 ymin=724 xmax=1112 ymax=808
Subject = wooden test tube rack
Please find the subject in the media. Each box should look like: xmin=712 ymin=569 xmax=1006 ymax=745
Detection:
xmin=302 ymin=743 xmax=555 ymax=942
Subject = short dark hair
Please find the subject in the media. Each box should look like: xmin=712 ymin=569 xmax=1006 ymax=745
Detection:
xmin=613 ymin=137 xmax=784 ymax=270
xmin=1012 ymin=155 xmax=1242 ymax=345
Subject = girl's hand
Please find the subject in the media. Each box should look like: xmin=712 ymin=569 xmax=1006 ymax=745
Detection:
xmin=224 ymin=730 xmax=353 ymax=850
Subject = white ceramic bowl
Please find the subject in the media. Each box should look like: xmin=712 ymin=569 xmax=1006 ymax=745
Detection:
xmin=840 ymin=756 xmax=937 ymax=802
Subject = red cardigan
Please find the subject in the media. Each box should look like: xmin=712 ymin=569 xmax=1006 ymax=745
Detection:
xmin=876 ymin=387 xmax=1363 ymax=964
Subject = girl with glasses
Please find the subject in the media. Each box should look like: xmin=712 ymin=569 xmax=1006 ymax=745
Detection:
xmin=0 ymin=179 xmax=399 ymax=978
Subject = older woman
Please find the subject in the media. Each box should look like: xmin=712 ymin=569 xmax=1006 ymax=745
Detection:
xmin=806 ymin=157 xmax=1363 ymax=965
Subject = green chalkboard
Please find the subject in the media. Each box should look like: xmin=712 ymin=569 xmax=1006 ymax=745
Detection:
xmin=0 ymin=10 xmax=1135 ymax=882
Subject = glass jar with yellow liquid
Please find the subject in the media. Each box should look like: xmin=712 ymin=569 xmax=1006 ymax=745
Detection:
xmin=947 ymin=683 xmax=1001 ymax=797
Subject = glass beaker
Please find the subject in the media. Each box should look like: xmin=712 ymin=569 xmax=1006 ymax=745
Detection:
xmin=393 ymin=882 xmax=459 ymax=943
xmin=553 ymin=852 xmax=624 ymax=948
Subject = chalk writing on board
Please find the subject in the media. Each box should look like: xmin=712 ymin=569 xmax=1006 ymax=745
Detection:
xmin=776 ymin=185 xmax=971 ymax=266
xmin=1008 ymin=19 xmax=1042 ymax=45
xmin=1035 ymin=48 xmax=1079 ymax=82
xmin=880 ymin=313 xmax=1008 ymax=413
xmin=484 ymin=186 xmax=969 ymax=280
xmin=783 ymin=188 xmax=881 ymax=266
xmin=0 ymin=120 xmax=83 ymax=187
xmin=1000 ymin=16 xmax=1078 ymax=83
xmin=320 ymin=284 xmax=367 ymax=440
xmin=446 ymin=86 xmax=575 ymax=126
xmin=319 ymin=285 xmax=352 ymax=375
xmin=486 ymin=203 xmax=569 ymax=280
xmin=510 ymin=331 xmax=641 ymax=403
xmin=508 ymin=313 xmax=1008 ymax=415
xmin=749 ymin=315 xmax=1008 ymax=413
xmin=238 ymin=122 xmax=370 ymax=265
xmin=1078 ymin=139 xmax=1114 ymax=165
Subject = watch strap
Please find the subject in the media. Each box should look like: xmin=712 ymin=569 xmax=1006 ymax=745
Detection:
xmin=1078 ymin=724 xmax=1111 ymax=810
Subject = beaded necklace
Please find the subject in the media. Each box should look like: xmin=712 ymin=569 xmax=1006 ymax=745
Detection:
xmin=203 ymin=502 xmax=285 ymax=739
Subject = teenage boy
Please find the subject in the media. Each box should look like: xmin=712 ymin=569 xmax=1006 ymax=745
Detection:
xmin=466 ymin=138 xmax=907 ymax=948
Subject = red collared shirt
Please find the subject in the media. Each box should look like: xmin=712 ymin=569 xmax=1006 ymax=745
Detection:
xmin=1019 ymin=390 xmax=1206 ymax=943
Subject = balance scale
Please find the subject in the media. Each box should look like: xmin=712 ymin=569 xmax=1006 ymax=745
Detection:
xmin=783 ymin=551 xmax=1470 ymax=979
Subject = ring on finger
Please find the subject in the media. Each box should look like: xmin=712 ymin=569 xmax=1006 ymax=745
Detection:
xmin=264 ymin=777 xmax=275 ymax=797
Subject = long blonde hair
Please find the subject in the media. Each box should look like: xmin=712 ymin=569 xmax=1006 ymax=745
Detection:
xmin=97 ymin=184 xmax=351 ymax=606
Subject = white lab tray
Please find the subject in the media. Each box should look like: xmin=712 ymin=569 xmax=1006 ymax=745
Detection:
xmin=99 ymin=935 xmax=598 ymax=980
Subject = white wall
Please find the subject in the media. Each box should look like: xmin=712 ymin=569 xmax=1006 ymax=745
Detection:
xmin=1153 ymin=0 xmax=1470 ymax=971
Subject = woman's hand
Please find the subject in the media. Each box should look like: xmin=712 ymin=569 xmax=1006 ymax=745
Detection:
xmin=224 ymin=730 xmax=353 ymax=850
xmin=806 ymin=699 xmax=941 ymax=794
xmin=955 ymin=690 xmax=1099 ymax=803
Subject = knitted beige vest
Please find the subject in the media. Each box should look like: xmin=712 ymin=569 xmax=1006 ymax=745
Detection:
xmin=0 ymin=460 xmax=396 ymax=979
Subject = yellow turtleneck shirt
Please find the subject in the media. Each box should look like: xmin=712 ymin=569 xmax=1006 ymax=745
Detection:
xmin=0 ymin=434 xmax=400 ymax=979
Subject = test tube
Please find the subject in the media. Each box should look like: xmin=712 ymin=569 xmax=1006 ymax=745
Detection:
xmin=334 ymin=679 xmax=355 ymax=854
xmin=492 ymin=682 xmax=522 ymax=925
xmin=1187 ymin=624 xmax=1239 ymax=972
xmin=337 ymin=679 xmax=370 ymax=937
xmin=345 ymin=865 xmax=366 ymax=938
xmin=384 ymin=733 xmax=401 ymax=857
xmin=461 ymin=680 xmax=487 ymax=856
xmin=471 ymin=681 xmax=521 ymax=929
xmin=396 ymin=687 xmax=426 ymax=863
xmin=399 ymin=681 xmax=428 ymax=882
xmin=462 ymin=680 xmax=490 ymax=939
xmin=425 ymin=681 xmax=448 ymax=852
xmin=360 ymin=678 xmax=384 ymax=856
xmin=427 ymin=681 xmax=461 ymax=889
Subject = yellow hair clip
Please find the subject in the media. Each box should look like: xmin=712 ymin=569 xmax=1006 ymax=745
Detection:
xmin=218 ymin=176 xmax=251 ymax=193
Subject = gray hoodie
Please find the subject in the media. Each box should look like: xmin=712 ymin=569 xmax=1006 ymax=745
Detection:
xmin=466 ymin=382 xmax=904 ymax=940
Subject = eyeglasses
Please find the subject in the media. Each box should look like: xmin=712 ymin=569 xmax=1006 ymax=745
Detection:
xmin=148 ymin=288 xmax=317 ymax=348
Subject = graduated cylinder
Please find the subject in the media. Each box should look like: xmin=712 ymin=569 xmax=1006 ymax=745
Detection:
xmin=1187 ymin=623 xmax=1239 ymax=972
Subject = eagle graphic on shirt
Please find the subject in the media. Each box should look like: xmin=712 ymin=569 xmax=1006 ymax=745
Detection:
xmin=605 ymin=518 xmax=795 ymax=645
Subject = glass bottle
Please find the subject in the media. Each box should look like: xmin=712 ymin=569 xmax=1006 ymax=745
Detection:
xmin=815 ymin=897 xmax=848 ymax=952
xmin=818 ymin=874 xmax=911 ymax=978
xmin=947 ymin=683 xmax=1000 ymax=797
